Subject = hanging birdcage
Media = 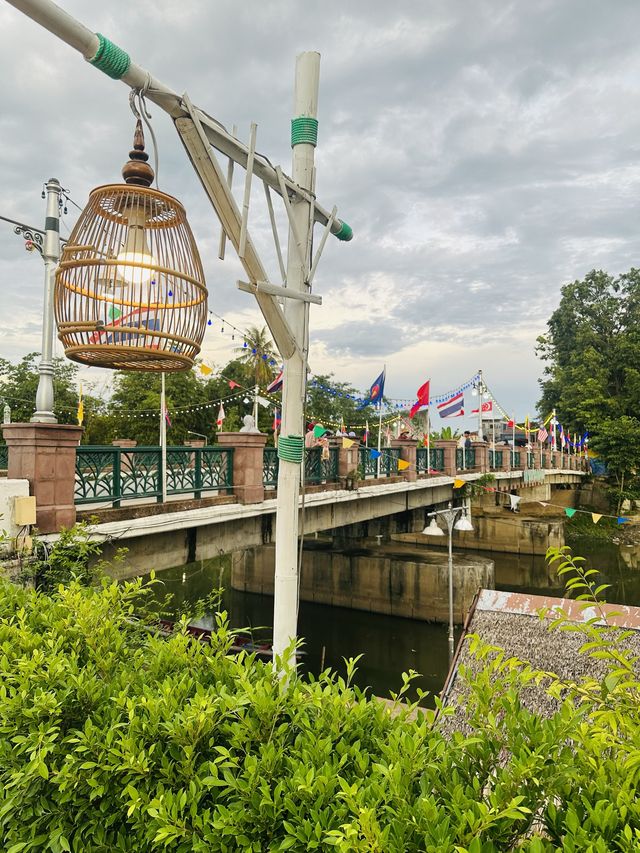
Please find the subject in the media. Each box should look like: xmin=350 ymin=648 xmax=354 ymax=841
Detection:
xmin=55 ymin=120 xmax=208 ymax=371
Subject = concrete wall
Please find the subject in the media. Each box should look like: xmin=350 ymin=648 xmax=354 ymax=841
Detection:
xmin=232 ymin=542 xmax=493 ymax=624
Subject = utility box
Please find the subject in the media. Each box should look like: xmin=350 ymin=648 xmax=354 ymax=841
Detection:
xmin=13 ymin=495 xmax=37 ymax=526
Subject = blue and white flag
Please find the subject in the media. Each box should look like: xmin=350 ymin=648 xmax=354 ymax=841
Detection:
xmin=437 ymin=390 xmax=464 ymax=418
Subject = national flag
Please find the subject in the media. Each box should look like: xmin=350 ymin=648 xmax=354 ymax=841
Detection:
xmin=505 ymin=419 xmax=515 ymax=428
xmin=437 ymin=390 xmax=464 ymax=419
xmin=216 ymin=403 xmax=225 ymax=428
xmin=367 ymin=369 xmax=386 ymax=405
xmin=272 ymin=409 xmax=281 ymax=432
xmin=537 ymin=427 xmax=548 ymax=443
xmin=77 ymin=385 xmax=84 ymax=426
xmin=560 ymin=426 xmax=566 ymax=448
xmin=409 ymin=379 xmax=430 ymax=419
xmin=164 ymin=406 xmax=172 ymax=428
xmin=363 ymin=421 xmax=370 ymax=446
xmin=471 ymin=401 xmax=493 ymax=415
xmin=266 ymin=369 xmax=283 ymax=394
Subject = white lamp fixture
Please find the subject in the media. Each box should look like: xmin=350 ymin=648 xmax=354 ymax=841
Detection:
xmin=454 ymin=514 xmax=474 ymax=532
xmin=422 ymin=517 xmax=444 ymax=536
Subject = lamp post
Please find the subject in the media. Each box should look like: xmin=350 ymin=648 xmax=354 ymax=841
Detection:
xmin=422 ymin=501 xmax=474 ymax=661
xmin=187 ymin=430 xmax=207 ymax=445
xmin=471 ymin=369 xmax=488 ymax=442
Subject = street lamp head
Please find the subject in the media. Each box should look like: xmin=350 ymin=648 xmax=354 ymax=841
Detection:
xmin=454 ymin=514 xmax=474 ymax=532
xmin=422 ymin=517 xmax=444 ymax=536
xmin=54 ymin=120 xmax=208 ymax=372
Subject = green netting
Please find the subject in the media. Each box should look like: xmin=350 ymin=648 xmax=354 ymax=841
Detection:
xmin=291 ymin=117 xmax=318 ymax=147
xmin=278 ymin=435 xmax=304 ymax=464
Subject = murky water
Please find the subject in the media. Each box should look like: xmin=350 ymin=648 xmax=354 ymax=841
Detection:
xmin=142 ymin=535 xmax=640 ymax=704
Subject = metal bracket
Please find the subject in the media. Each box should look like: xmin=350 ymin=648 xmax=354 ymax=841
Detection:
xmin=237 ymin=279 xmax=322 ymax=305
xmin=175 ymin=94 xmax=300 ymax=361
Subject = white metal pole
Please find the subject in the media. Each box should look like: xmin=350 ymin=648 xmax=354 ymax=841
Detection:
xmin=426 ymin=408 xmax=430 ymax=473
xmin=512 ymin=414 xmax=516 ymax=467
xmin=477 ymin=368 xmax=483 ymax=442
xmin=253 ymin=383 xmax=259 ymax=427
xmin=272 ymin=52 xmax=319 ymax=669
xmin=160 ymin=372 xmax=167 ymax=502
xmin=447 ymin=506 xmax=455 ymax=662
xmin=31 ymin=177 xmax=61 ymax=423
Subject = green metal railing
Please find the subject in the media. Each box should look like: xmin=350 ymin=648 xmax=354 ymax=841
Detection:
xmin=510 ymin=450 xmax=523 ymax=469
xmin=262 ymin=446 xmax=339 ymax=487
xmin=75 ymin=445 xmax=233 ymax=507
xmin=359 ymin=447 xmax=400 ymax=478
xmin=455 ymin=448 xmax=476 ymax=470
xmin=0 ymin=444 xmax=7 ymax=470
xmin=416 ymin=447 xmax=445 ymax=475
xmin=489 ymin=450 xmax=503 ymax=469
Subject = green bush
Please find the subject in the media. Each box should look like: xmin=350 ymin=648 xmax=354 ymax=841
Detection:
xmin=1 ymin=550 xmax=640 ymax=850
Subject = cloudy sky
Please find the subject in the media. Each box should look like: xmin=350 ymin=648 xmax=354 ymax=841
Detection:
xmin=1 ymin=0 xmax=639 ymax=423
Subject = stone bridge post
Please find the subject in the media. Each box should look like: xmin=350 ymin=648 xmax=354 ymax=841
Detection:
xmin=435 ymin=439 xmax=458 ymax=477
xmin=391 ymin=438 xmax=417 ymax=481
xmin=2 ymin=423 xmax=83 ymax=533
xmin=471 ymin=441 xmax=488 ymax=473
xmin=216 ymin=432 xmax=267 ymax=504
xmin=328 ymin=436 xmax=360 ymax=480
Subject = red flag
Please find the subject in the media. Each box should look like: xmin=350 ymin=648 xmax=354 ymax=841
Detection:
xmin=506 ymin=419 xmax=514 ymax=428
xmin=409 ymin=379 xmax=430 ymax=419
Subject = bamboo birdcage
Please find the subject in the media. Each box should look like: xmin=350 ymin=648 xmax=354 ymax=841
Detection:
xmin=55 ymin=120 xmax=208 ymax=371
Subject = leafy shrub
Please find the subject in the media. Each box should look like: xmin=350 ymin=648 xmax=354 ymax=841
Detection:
xmin=1 ymin=549 xmax=640 ymax=850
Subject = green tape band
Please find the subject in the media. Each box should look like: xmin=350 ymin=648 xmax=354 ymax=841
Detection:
xmin=334 ymin=220 xmax=353 ymax=242
xmin=90 ymin=33 xmax=131 ymax=80
xmin=278 ymin=435 xmax=304 ymax=464
xmin=291 ymin=117 xmax=318 ymax=147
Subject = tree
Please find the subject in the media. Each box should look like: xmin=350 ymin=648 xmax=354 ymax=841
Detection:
xmin=233 ymin=325 xmax=278 ymax=388
xmin=589 ymin=416 xmax=640 ymax=512
xmin=0 ymin=352 xmax=105 ymax=441
xmin=306 ymin=373 xmax=378 ymax=436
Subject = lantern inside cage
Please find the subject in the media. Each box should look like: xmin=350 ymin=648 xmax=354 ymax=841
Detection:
xmin=55 ymin=121 xmax=208 ymax=371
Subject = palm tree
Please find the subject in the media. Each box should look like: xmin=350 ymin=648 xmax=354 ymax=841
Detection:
xmin=234 ymin=325 xmax=278 ymax=387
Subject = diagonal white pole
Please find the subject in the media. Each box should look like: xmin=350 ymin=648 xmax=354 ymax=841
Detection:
xmin=272 ymin=52 xmax=320 ymax=669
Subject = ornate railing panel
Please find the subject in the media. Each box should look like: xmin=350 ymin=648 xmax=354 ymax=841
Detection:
xmin=430 ymin=448 xmax=445 ymax=473
xmin=510 ymin=451 xmax=523 ymax=469
xmin=0 ymin=444 xmax=7 ymax=470
xmin=489 ymin=450 xmax=503 ymax=470
xmin=358 ymin=447 xmax=400 ymax=478
xmin=304 ymin=447 xmax=339 ymax=484
xmin=75 ymin=445 xmax=233 ymax=506
xmin=456 ymin=448 xmax=476 ymax=470
xmin=263 ymin=447 xmax=278 ymax=487
xmin=416 ymin=447 xmax=427 ymax=475
xmin=417 ymin=447 xmax=445 ymax=474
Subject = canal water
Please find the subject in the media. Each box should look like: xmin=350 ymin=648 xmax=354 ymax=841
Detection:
xmin=143 ymin=536 xmax=640 ymax=704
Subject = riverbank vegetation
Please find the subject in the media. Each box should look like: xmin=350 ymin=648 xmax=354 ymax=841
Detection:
xmin=2 ymin=544 xmax=640 ymax=850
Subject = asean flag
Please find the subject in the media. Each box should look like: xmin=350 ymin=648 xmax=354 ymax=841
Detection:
xmin=367 ymin=369 xmax=386 ymax=404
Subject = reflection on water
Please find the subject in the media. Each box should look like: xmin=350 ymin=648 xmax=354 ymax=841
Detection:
xmin=142 ymin=536 xmax=640 ymax=704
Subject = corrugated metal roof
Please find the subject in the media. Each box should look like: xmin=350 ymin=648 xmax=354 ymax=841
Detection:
xmin=475 ymin=588 xmax=640 ymax=631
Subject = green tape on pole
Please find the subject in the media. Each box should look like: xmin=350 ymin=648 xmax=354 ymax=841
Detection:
xmin=291 ymin=117 xmax=318 ymax=147
xmin=90 ymin=33 xmax=131 ymax=80
xmin=278 ymin=435 xmax=304 ymax=464
xmin=334 ymin=220 xmax=353 ymax=242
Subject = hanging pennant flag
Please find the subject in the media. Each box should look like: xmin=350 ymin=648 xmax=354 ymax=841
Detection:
xmin=618 ymin=517 xmax=630 ymax=525
xmin=266 ymin=369 xmax=284 ymax=394
xmin=342 ymin=437 xmax=355 ymax=449
xmin=409 ymin=378 xmax=430 ymax=419
xmin=397 ymin=458 xmax=410 ymax=471
xmin=538 ymin=501 xmax=549 ymax=507
xmin=228 ymin=379 xmax=240 ymax=389
xmin=77 ymin=385 xmax=84 ymax=426
xmin=313 ymin=424 xmax=327 ymax=439
xmin=565 ymin=507 xmax=576 ymax=518
xmin=198 ymin=363 xmax=213 ymax=376
xmin=437 ymin=391 xmax=464 ymax=419
xmin=256 ymin=396 xmax=270 ymax=408
xmin=216 ymin=403 xmax=226 ymax=428
xmin=591 ymin=513 xmax=602 ymax=524
xmin=272 ymin=409 xmax=281 ymax=432
xmin=366 ymin=369 xmax=386 ymax=405
xmin=370 ymin=449 xmax=382 ymax=459
xmin=453 ymin=478 xmax=466 ymax=489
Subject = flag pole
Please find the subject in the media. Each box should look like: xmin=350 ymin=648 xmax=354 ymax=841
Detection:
xmin=376 ymin=364 xmax=385 ymax=478
xmin=426 ymin=406 xmax=430 ymax=473
xmin=512 ymin=413 xmax=516 ymax=468
xmin=160 ymin=372 xmax=167 ymax=503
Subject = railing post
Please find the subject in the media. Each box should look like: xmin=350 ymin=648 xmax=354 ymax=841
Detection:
xmin=113 ymin=448 xmax=121 ymax=509
xmin=216 ymin=432 xmax=267 ymax=503
xmin=194 ymin=447 xmax=202 ymax=499
xmin=391 ymin=438 xmax=417 ymax=481
xmin=435 ymin=439 xmax=458 ymax=477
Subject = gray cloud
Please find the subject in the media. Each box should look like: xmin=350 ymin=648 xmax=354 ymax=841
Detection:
xmin=1 ymin=0 xmax=640 ymax=419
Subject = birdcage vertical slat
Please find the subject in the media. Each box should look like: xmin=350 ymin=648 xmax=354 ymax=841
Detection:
xmin=54 ymin=121 xmax=208 ymax=372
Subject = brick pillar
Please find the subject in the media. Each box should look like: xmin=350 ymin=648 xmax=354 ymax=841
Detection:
xmin=435 ymin=439 xmax=458 ymax=477
xmin=112 ymin=439 xmax=137 ymax=448
xmin=216 ymin=432 xmax=267 ymax=504
xmin=329 ymin=437 xmax=360 ymax=479
xmin=2 ymin=423 xmax=83 ymax=534
xmin=499 ymin=445 xmax=511 ymax=472
xmin=471 ymin=441 xmax=488 ymax=473
xmin=391 ymin=438 xmax=417 ymax=481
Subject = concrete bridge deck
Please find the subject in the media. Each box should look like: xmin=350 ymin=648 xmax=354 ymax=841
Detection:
xmin=56 ymin=468 xmax=584 ymax=576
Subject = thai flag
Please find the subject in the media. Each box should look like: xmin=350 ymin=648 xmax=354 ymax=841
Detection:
xmin=266 ymin=369 xmax=283 ymax=394
xmin=437 ymin=390 xmax=464 ymax=418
